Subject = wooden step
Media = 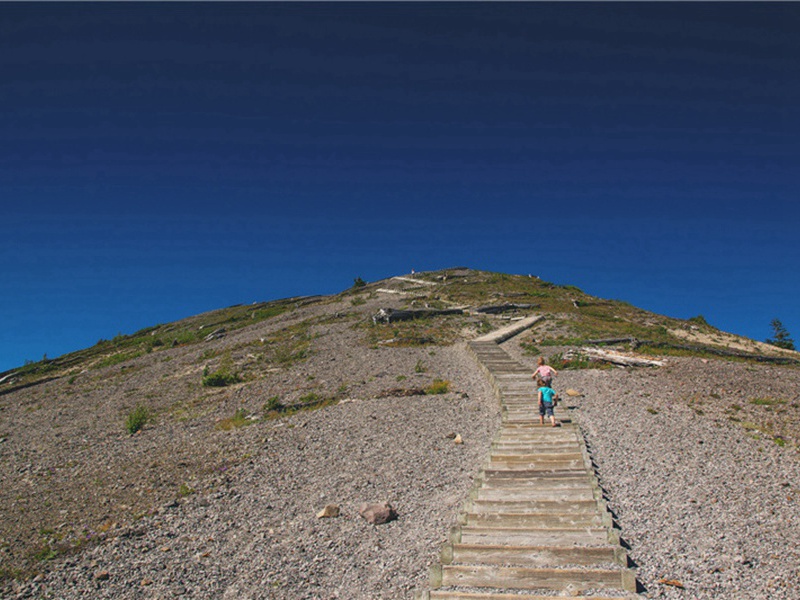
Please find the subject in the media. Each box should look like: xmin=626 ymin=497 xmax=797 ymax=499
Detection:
xmin=444 ymin=543 xmax=627 ymax=567
xmin=437 ymin=564 xmax=636 ymax=592
xmin=486 ymin=461 xmax=586 ymax=471
xmin=469 ymin=499 xmax=600 ymax=514
xmin=476 ymin=488 xmax=597 ymax=502
xmin=425 ymin=592 xmax=635 ymax=600
xmin=456 ymin=526 xmax=614 ymax=546
xmin=464 ymin=511 xmax=605 ymax=528
xmin=490 ymin=452 xmax=583 ymax=461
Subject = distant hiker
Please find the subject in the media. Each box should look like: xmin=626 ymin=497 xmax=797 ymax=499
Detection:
xmin=533 ymin=356 xmax=557 ymax=386
xmin=538 ymin=381 xmax=559 ymax=427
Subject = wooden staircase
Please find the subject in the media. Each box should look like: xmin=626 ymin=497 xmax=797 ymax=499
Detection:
xmin=415 ymin=336 xmax=640 ymax=600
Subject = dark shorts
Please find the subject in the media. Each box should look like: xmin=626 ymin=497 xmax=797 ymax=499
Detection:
xmin=539 ymin=402 xmax=554 ymax=417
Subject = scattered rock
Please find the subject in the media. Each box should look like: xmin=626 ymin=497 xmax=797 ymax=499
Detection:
xmin=445 ymin=432 xmax=457 ymax=439
xmin=359 ymin=502 xmax=397 ymax=525
xmin=566 ymin=389 xmax=582 ymax=397
xmin=453 ymin=434 xmax=463 ymax=444
xmin=94 ymin=570 xmax=110 ymax=581
xmin=316 ymin=504 xmax=340 ymax=518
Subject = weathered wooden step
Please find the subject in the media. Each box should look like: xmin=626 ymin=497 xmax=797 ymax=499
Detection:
xmin=476 ymin=488 xmax=597 ymax=502
xmin=469 ymin=498 xmax=600 ymax=514
xmin=490 ymin=452 xmax=583 ymax=461
xmin=487 ymin=460 xmax=585 ymax=471
xmin=456 ymin=526 xmax=614 ymax=546
xmin=464 ymin=512 xmax=604 ymax=528
xmin=425 ymin=592 xmax=635 ymax=600
xmin=494 ymin=438 xmax=580 ymax=446
xmin=444 ymin=543 xmax=627 ymax=567
xmin=482 ymin=469 xmax=591 ymax=480
xmin=437 ymin=564 xmax=636 ymax=592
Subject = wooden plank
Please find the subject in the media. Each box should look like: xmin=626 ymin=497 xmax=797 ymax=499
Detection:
xmin=477 ymin=488 xmax=596 ymax=502
xmin=465 ymin=512 xmax=603 ymax=528
xmin=469 ymin=499 xmax=600 ymax=514
xmin=458 ymin=526 xmax=610 ymax=546
xmin=448 ymin=543 xmax=625 ymax=567
xmin=428 ymin=592 xmax=634 ymax=600
xmin=441 ymin=565 xmax=629 ymax=591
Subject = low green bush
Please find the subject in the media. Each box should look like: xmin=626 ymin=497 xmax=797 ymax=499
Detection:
xmin=425 ymin=379 xmax=450 ymax=395
xmin=125 ymin=405 xmax=150 ymax=434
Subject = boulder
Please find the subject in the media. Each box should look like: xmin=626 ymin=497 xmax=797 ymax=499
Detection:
xmin=359 ymin=502 xmax=397 ymax=525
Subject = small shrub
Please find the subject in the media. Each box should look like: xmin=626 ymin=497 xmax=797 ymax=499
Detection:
xmin=351 ymin=296 xmax=367 ymax=306
xmin=126 ymin=405 xmax=150 ymax=434
xmin=263 ymin=395 xmax=284 ymax=413
xmin=520 ymin=341 xmax=540 ymax=356
xmin=202 ymin=353 xmax=241 ymax=387
xmin=646 ymin=407 xmax=658 ymax=415
xmin=178 ymin=483 xmax=195 ymax=497
xmin=425 ymin=379 xmax=450 ymax=395
xmin=353 ymin=276 xmax=367 ymax=288
xmin=29 ymin=544 xmax=57 ymax=562
xmin=216 ymin=408 xmax=251 ymax=431
xmin=415 ymin=360 xmax=426 ymax=373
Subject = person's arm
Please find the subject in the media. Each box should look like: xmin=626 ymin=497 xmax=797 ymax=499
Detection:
xmin=551 ymin=366 xmax=558 ymax=376
xmin=538 ymin=390 xmax=543 ymax=404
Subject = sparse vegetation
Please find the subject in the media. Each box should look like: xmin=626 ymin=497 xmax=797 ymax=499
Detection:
xmin=178 ymin=483 xmax=195 ymax=497
xmin=202 ymin=352 xmax=241 ymax=387
xmin=415 ymin=360 xmax=426 ymax=373
xmin=750 ymin=397 xmax=786 ymax=407
xmin=216 ymin=408 xmax=251 ymax=431
xmin=425 ymin=379 xmax=450 ymax=395
xmin=125 ymin=405 xmax=150 ymax=434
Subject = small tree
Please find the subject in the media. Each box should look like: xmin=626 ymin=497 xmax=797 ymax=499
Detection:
xmin=766 ymin=318 xmax=795 ymax=350
xmin=353 ymin=276 xmax=367 ymax=288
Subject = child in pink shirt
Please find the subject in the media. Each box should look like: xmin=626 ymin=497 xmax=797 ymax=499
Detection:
xmin=533 ymin=356 xmax=558 ymax=386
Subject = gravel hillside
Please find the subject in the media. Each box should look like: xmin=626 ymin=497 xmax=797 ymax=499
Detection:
xmin=3 ymin=270 xmax=799 ymax=599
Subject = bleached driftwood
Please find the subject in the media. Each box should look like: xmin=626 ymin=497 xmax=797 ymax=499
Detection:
xmin=392 ymin=276 xmax=437 ymax=286
xmin=372 ymin=307 xmax=464 ymax=324
xmin=578 ymin=347 xmax=666 ymax=367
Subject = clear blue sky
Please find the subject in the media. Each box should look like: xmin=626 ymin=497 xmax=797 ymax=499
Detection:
xmin=1 ymin=3 xmax=798 ymax=372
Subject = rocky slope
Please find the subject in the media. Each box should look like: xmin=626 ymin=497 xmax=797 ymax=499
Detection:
xmin=2 ymin=269 xmax=798 ymax=598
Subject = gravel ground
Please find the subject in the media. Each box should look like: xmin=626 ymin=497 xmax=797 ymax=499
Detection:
xmin=505 ymin=340 xmax=800 ymax=599
xmin=3 ymin=326 xmax=500 ymax=599
xmin=4 ymin=298 xmax=800 ymax=599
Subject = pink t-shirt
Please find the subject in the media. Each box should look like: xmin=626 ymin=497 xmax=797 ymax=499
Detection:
xmin=535 ymin=365 xmax=553 ymax=378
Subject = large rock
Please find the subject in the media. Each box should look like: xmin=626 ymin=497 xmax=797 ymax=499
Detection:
xmin=359 ymin=502 xmax=397 ymax=525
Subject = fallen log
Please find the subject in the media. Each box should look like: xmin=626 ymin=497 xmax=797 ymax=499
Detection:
xmin=474 ymin=303 xmax=537 ymax=314
xmin=577 ymin=347 xmax=666 ymax=367
xmin=372 ymin=307 xmax=464 ymax=324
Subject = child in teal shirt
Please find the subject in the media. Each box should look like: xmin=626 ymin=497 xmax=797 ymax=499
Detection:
xmin=537 ymin=381 xmax=559 ymax=427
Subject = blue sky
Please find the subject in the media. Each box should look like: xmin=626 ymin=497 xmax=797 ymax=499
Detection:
xmin=1 ymin=3 xmax=798 ymax=372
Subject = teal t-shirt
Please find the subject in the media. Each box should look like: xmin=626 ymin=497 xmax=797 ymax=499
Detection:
xmin=539 ymin=386 xmax=556 ymax=405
